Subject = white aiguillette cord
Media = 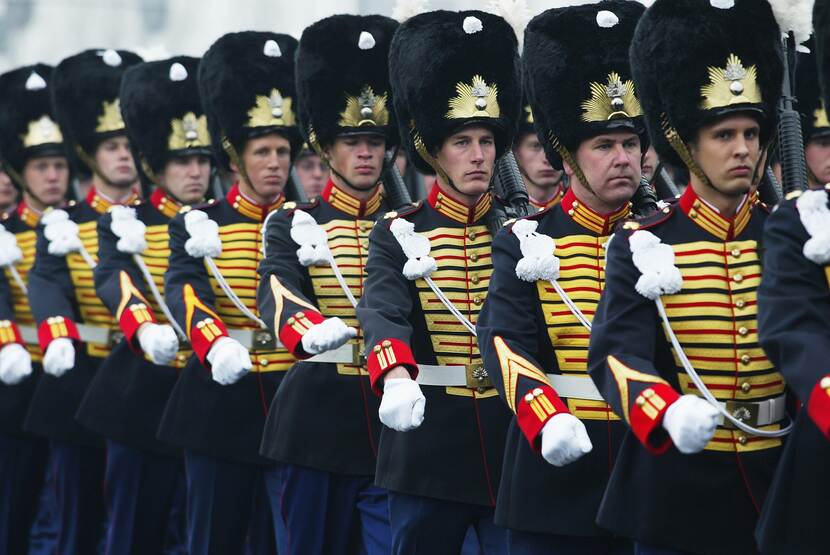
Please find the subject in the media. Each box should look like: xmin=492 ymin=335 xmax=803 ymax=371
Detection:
xmin=549 ymin=280 xmax=592 ymax=331
xmin=132 ymin=254 xmax=187 ymax=341
xmin=204 ymin=256 xmax=269 ymax=330
xmin=424 ymin=276 xmax=478 ymax=337
xmin=5 ymin=264 xmax=27 ymax=295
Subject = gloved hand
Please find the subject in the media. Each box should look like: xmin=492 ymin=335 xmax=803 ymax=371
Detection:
xmin=662 ymin=394 xmax=720 ymax=454
xmin=0 ymin=343 xmax=32 ymax=385
xmin=206 ymin=336 xmax=252 ymax=385
xmin=43 ymin=338 xmax=75 ymax=377
xmin=137 ymin=323 xmax=179 ymax=365
xmin=379 ymin=377 xmax=426 ymax=432
xmin=540 ymin=413 xmax=593 ymax=466
xmin=301 ymin=317 xmax=358 ymax=355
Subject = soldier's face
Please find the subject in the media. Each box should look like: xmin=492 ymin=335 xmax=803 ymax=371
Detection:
xmin=0 ymin=171 xmax=16 ymax=210
xmin=514 ymin=133 xmax=561 ymax=188
xmin=805 ymin=135 xmax=830 ymax=188
xmin=325 ymin=135 xmax=386 ymax=191
xmin=293 ymin=153 xmax=329 ymax=198
xmin=22 ymin=155 xmax=69 ymax=208
xmin=95 ymin=135 xmax=138 ymax=189
xmin=161 ymin=154 xmax=211 ymax=205
xmin=235 ymin=133 xmax=290 ymax=203
xmin=690 ymin=114 xmax=761 ymax=196
xmin=436 ymin=125 xmax=495 ymax=200
xmin=569 ymin=131 xmax=641 ymax=211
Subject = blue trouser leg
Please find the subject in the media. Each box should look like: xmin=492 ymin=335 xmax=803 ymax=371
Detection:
xmin=355 ymin=482 xmax=391 ymax=554
xmin=50 ymin=440 xmax=106 ymax=555
xmin=0 ymin=434 xmax=48 ymax=555
xmin=102 ymin=440 xmax=183 ymax=555
xmin=263 ymin=464 xmax=289 ymax=554
xmin=508 ymin=529 xmax=634 ymax=555
xmin=28 ymin=447 xmax=58 ymax=555
xmin=634 ymin=544 xmax=692 ymax=555
xmin=162 ymin=469 xmax=187 ymax=555
xmin=245 ymin=470 xmax=276 ymax=555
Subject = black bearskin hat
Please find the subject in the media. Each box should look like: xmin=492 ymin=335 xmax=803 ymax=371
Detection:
xmin=630 ymin=0 xmax=782 ymax=170
xmin=796 ymin=40 xmax=830 ymax=141
xmin=389 ymin=10 xmax=522 ymax=174
xmin=198 ymin=32 xmax=300 ymax=172
xmin=120 ymin=56 xmax=212 ymax=180
xmin=296 ymin=14 xmax=398 ymax=151
xmin=52 ymin=49 xmax=143 ymax=175
xmin=0 ymin=64 xmax=65 ymax=187
xmin=517 ymin=91 xmax=536 ymax=138
xmin=814 ymin=0 xmax=830 ymax=112
xmin=523 ymin=1 xmax=646 ymax=172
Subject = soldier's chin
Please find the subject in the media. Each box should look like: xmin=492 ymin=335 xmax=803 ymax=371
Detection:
xmin=712 ymin=178 xmax=751 ymax=197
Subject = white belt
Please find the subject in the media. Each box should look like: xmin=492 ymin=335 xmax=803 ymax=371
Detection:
xmin=228 ymin=328 xmax=362 ymax=364
xmin=302 ymin=343 xmax=363 ymax=365
xmin=416 ymin=364 xmax=492 ymax=390
xmin=18 ymin=323 xmax=120 ymax=346
xmin=545 ymin=374 xmax=605 ymax=401
xmin=716 ymin=394 xmax=787 ymax=428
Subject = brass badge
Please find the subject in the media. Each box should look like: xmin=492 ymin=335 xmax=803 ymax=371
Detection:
xmin=814 ymin=100 xmax=830 ymax=129
xmin=339 ymin=85 xmax=389 ymax=127
xmin=446 ymin=75 xmax=500 ymax=120
xmin=700 ymin=54 xmax=761 ymax=110
xmin=22 ymin=115 xmax=63 ymax=147
xmin=581 ymin=72 xmax=642 ymax=122
xmin=96 ymin=98 xmax=126 ymax=133
xmin=168 ymin=112 xmax=210 ymax=151
xmin=246 ymin=88 xmax=295 ymax=128
xmin=524 ymin=105 xmax=534 ymax=124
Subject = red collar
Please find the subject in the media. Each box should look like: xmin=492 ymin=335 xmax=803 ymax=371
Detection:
xmin=529 ymin=185 xmax=564 ymax=211
xmin=322 ymin=179 xmax=382 ymax=218
xmin=17 ymin=200 xmax=42 ymax=228
xmin=427 ymin=182 xmax=492 ymax=224
xmin=150 ymin=189 xmax=183 ymax=219
xmin=560 ymin=187 xmax=630 ymax=235
xmin=85 ymin=186 xmax=139 ymax=215
xmin=226 ymin=182 xmax=284 ymax=222
xmin=678 ymin=185 xmax=751 ymax=241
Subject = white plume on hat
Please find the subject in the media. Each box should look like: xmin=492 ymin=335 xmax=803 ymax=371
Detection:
xmin=463 ymin=16 xmax=483 ymax=34
xmin=168 ymin=62 xmax=187 ymax=81
xmin=358 ymin=31 xmax=376 ymax=50
xmin=25 ymin=71 xmax=46 ymax=91
xmin=767 ymin=0 xmax=816 ymax=44
xmin=263 ymin=39 xmax=282 ymax=57
xmin=485 ymin=0 xmax=530 ymax=50
xmin=100 ymin=49 xmax=122 ymax=67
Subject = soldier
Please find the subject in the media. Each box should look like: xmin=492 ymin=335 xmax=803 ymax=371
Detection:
xmin=23 ymin=48 xmax=142 ymax=555
xmin=514 ymin=99 xmax=564 ymax=212
xmin=476 ymin=2 xmax=644 ymax=553
xmin=796 ymin=38 xmax=830 ymax=189
xmin=157 ymin=32 xmax=298 ymax=554
xmin=293 ymin=145 xmax=329 ymax=199
xmin=257 ymin=14 xmax=397 ymax=553
xmin=587 ymin=0 xmax=788 ymax=553
xmin=0 ymin=63 xmax=68 ymax=555
xmin=356 ymin=10 xmax=521 ymax=552
xmin=0 ymin=170 xmax=16 ymax=214
xmin=73 ymin=56 xmax=212 ymax=554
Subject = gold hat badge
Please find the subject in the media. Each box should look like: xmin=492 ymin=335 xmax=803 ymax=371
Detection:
xmin=338 ymin=85 xmax=389 ymax=127
xmin=700 ymin=54 xmax=761 ymax=110
xmin=525 ymin=105 xmax=534 ymax=124
xmin=22 ymin=115 xmax=63 ymax=148
xmin=246 ymin=88 xmax=295 ymax=128
xmin=814 ymin=100 xmax=830 ymax=129
xmin=581 ymin=72 xmax=642 ymax=122
xmin=96 ymin=98 xmax=126 ymax=133
xmin=446 ymin=75 xmax=500 ymax=120
xmin=168 ymin=112 xmax=210 ymax=151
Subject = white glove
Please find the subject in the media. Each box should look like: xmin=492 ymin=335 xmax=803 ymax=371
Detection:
xmin=540 ymin=413 xmax=593 ymax=467
xmin=662 ymin=394 xmax=720 ymax=454
xmin=0 ymin=343 xmax=32 ymax=385
xmin=301 ymin=317 xmax=358 ymax=355
xmin=137 ymin=323 xmax=179 ymax=365
xmin=184 ymin=211 xmax=222 ymax=258
xmin=110 ymin=206 xmax=147 ymax=254
xmin=379 ymin=378 xmax=425 ymax=432
xmin=206 ymin=336 xmax=252 ymax=385
xmin=42 ymin=210 xmax=82 ymax=256
xmin=43 ymin=338 xmax=75 ymax=377
xmin=0 ymin=229 xmax=23 ymax=266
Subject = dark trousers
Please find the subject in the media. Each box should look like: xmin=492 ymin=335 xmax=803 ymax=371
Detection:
xmin=508 ymin=529 xmax=633 ymax=555
xmin=50 ymin=439 xmax=106 ymax=555
xmin=265 ymin=463 xmax=391 ymax=555
xmin=0 ymin=434 xmax=49 ymax=555
xmin=388 ymin=491 xmax=508 ymax=555
xmin=29 ymin=451 xmax=58 ymax=555
xmin=635 ymin=544 xmax=693 ymax=555
xmin=184 ymin=450 xmax=275 ymax=555
xmin=102 ymin=440 xmax=186 ymax=555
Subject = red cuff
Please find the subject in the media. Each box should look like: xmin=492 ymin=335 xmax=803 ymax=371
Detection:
xmin=367 ymin=338 xmax=418 ymax=396
xmin=278 ymin=310 xmax=326 ymax=358
xmin=190 ymin=317 xmax=229 ymax=363
xmin=119 ymin=303 xmax=158 ymax=353
xmin=0 ymin=320 xmax=24 ymax=348
xmin=516 ymin=384 xmax=569 ymax=453
xmin=630 ymin=383 xmax=680 ymax=454
xmin=37 ymin=316 xmax=80 ymax=352
xmin=807 ymin=375 xmax=830 ymax=440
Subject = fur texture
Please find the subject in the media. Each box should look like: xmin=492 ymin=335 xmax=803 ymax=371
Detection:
xmin=815 ymin=0 xmax=830 ymax=109
xmin=795 ymin=38 xmax=830 ymax=140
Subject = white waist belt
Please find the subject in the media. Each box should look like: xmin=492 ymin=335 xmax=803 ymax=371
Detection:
xmin=415 ymin=366 xmax=606 ymax=399
xmin=545 ymin=374 xmax=605 ymax=401
xmin=716 ymin=394 xmax=787 ymax=427
xmin=18 ymin=323 xmax=117 ymax=346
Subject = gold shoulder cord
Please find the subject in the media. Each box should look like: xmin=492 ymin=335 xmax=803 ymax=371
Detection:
xmin=659 ymin=113 xmax=711 ymax=186
xmin=220 ymin=134 xmax=254 ymax=189
xmin=547 ymin=132 xmax=593 ymax=196
xmin=411 ymin=123 xmax=451 ymax=185
xmin=75 ymin=145 xmax=118 ymax=187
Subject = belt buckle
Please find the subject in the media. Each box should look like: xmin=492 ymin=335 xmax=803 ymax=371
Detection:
xmin=724 ymin=399 xmax=760 ymax=428
xmin=253 ymin=329 xmax=276 ymax=350
xmin=351 ymin=343 xmax=367 ymax=366
xmin=465 ymin=364 xmax=492 ymax=392
xmin=108 ymin=329 xmax=124 ymax=347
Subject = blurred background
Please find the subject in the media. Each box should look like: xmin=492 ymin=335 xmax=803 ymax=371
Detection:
xmin=0 ymin=0 xmax=656 ymax=71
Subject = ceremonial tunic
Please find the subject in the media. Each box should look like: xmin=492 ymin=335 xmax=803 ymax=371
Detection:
xmin=477 ymin=188 xmax=629 ymax=537
xmin=528 ymin=185 xmax=563 ymax=213
xmin=158 ymin=183 xmax=293 ymax=464
xmin=259 ymin=180 xmax=384 ymax=475
xmin=755 ymin=191 xmax=830 ymax=554
xmin=357 ymin=184 xmax=511 ymax=508
xmin=77 ymin=189 xmax=190 ymax=454
xmin=588 ymin=186 xmax=785 ymax=554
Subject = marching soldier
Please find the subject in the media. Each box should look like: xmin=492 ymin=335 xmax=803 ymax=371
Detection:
xmin=24 ymin=48 xmax=142 ymax=555
xmin=796 ymin=38 xmax=830 ymax=190
xmin=257 ymin=14 xmax=397 ymax=553
xmin=0 ymin=63 xmax=68 ymax=555
xmin=158 ymin=31 xmax=298 ymax=554
xmin=293 ymin=145 xmax=329 ymax=199
xmin=476 ymin=2 xmax=644 ymax=553
xmin=754 ymin=2 xmax=830 ymax=552
xmin=356 ymin=10 xmax=521 ymax=552
xmin=513 ymin=99 xmax=564 ymax=212
xmin=74 ymin=56 xmax=213 ymax=554
xmin=587 ymin=0 xmax=788 ymax=553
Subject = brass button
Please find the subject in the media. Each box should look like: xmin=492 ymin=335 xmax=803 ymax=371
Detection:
xmin=738 ymin=326 xmax=749 ymax=336
xmin=635 ymin=396 xmax=646 ymax=407
xmin=735 ymin=299 xmax=746 ymax=309
xmin=233 ymin=202 xmax=239 ymax=209
xmin=740 ymin=382 xmax=751 ymax=393
xmin=733 ymin=274 xmax=743 ymax=283
xmin=731 ymin=248 xmax=741 ymax=258
xmin=373 ymin=345 xmax=382 ymax=353
xmin=473 ymin=296 xmax=482 ymax=306
xmin=178 ymin=354 xmax=186 ymax=362
xmin=468 ymin=230 xmax=477 ymax=241
xmin=470 ymin=275 xmax=480 ymax=285
xmin=259 ymin=358 xmax=269 ymax=367
xmin=470 ymin=252 xmax=479 ymax=262
xmin=382 ymin=339 xmax=392 ymax=348
xmin=690 ymin=211 xmax=698 ymax=219
xmin=821 ymin=377 xmax=830 ymax=389
xmin=434 ymin=201 xmax=442 ymax=209
xmin=740 ymin=354 xmax=751 ymax=365
xmin=360 ymin=223 xmax=369 ymax=232
xmin=295 ymin=311 xmax=304 ymax=318
xmin=532 ymin=387 xmax=543 ymax=397
xmin=572 ymin=201 xmax=579 ymax=208
xmin=738 ymin=435 xmax=748 ymax=446
xmin=568 ymin=209 xmax=575 ymax=216
xmin=287 ymin=317 xmax=295 ymax=325
xmin=524 ymin=393 xmax=534 ymax=404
